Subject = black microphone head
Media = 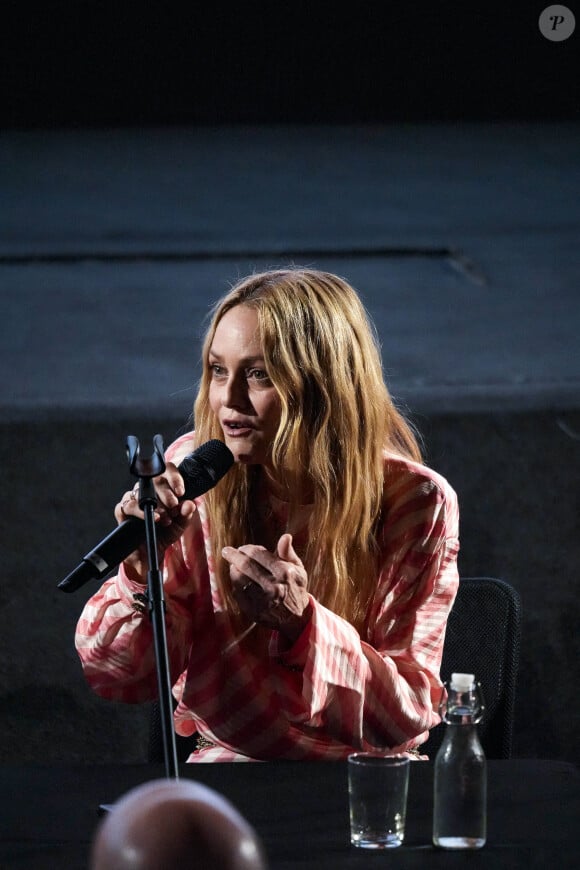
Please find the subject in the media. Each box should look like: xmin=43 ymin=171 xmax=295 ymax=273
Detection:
xmin=57 ymin=438 xmax=235 ymax=594
xmin=179 ymin=439 xmax=234 ymax=500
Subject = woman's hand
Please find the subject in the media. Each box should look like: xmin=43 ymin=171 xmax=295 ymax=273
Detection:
xmin=222 ymin=533 xmax=312 ymax=643
xmin=114 ymin=462 xmax=197 ymax=583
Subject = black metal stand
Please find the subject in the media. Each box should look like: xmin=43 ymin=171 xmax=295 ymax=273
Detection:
xmin=126 ymin=433 xmax=179 ymax=781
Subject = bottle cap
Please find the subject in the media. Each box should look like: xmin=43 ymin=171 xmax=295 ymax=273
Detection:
xmin=450 ymin=672 xmax=475 ymax=691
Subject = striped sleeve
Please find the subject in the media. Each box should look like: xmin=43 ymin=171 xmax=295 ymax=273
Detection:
xmin=274 ymin=461 xmax=459 ymax=752
xmin=74 ymin=437 xmax=459 ymax=760
xmin=74 ymin=433 xmax=203 ymax=703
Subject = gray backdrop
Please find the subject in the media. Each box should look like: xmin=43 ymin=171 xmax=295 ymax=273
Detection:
xmin=1 ymin=123 xmax=579 ymax=764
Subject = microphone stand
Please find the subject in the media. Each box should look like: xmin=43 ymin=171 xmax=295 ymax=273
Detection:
xmin=96 ymin=434 xmax=180 ymax=816
xmin=126 ymin=433 xmax=180 ymax=781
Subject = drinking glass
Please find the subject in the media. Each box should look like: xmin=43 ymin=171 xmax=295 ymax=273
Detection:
xmin=348 ymin=753 xmax=410 ymax=849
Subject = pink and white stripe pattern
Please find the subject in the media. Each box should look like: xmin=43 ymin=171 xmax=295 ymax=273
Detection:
xmin=75 ymin=433 xmax=459 ymax=762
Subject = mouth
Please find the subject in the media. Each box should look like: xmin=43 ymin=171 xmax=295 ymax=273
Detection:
xmin=223 ymin=420 xmax=255 ymax=438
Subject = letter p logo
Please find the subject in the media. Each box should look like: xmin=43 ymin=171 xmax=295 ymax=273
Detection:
xmin=539 ymin=5 xmax=576 ymax=41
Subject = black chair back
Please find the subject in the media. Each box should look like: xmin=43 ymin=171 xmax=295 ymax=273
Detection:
xmin=422 ymin=576 xmax=522 ymax=760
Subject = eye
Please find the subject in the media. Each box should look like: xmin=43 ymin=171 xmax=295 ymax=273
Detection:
xmin=209 ymin=363 xmax=226 ymax=378
xmin=246 ymin=369 xmax=272 ymax=387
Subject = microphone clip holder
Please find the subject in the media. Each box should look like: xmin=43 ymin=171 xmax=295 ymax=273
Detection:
xmin=127 ymin=434 xmax=179 ymax=781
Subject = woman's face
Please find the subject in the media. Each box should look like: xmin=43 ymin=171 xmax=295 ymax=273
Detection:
xmin=208 ymin=305 xmax=282 ymax=468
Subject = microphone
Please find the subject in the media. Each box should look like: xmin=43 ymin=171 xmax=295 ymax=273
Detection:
xmin=57 ymin=439 xmax=234 ymax=593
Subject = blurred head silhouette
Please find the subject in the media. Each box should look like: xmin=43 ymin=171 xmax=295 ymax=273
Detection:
xmin=90 ymin=778 xmax=268 ymax=870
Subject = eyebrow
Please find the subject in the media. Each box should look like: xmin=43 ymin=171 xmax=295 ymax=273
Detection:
xmin=207 ymin=351 xmax=266 ymax=365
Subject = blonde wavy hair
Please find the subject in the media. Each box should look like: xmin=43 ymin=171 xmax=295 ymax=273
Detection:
xmin=193 ymin=268 xmax=422 ymax=634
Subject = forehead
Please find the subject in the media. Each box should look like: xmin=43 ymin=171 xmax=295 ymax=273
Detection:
xmin=209 ymin=305 xmax=263 ymax=357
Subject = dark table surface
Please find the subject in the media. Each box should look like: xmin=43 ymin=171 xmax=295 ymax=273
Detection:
xmin=1 ymin=759 xmax=578 ymax=869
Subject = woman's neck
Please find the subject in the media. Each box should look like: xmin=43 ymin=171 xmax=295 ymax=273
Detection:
xmin=260 ymin=465 xmax=314 ymax=504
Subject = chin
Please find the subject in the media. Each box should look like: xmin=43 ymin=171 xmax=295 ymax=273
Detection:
xmin=229 ymin=447 xmax=261 ymax=466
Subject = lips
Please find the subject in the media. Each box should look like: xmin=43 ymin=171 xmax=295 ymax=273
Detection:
xmin=222 ymin=418 xmax=255 ymax=437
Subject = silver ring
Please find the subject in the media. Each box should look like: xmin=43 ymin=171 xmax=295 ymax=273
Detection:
xmin=130 ymin=489 xmax=138 ymax=501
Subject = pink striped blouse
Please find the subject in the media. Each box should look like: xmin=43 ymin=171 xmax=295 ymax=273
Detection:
xmin=75 ymin=432 xmax=459 ymax=762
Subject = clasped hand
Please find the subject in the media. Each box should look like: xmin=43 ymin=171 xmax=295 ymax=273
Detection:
xmin=223 ymin=534 xmax=311 ymax=643
xmin=115 ymin=461 xmax=197 ymax=581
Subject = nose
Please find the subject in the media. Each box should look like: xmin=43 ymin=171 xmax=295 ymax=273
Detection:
xmin=221 ymin=373 xmax=251 ymax=411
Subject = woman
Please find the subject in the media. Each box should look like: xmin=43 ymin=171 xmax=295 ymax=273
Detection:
xmin=75 ymin=268 xmax=459 ymax=761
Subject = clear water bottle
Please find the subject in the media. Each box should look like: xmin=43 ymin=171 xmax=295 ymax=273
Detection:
xmin=432 ymin=672 xmax=487 ymax=849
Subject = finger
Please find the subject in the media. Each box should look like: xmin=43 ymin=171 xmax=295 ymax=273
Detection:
xmin=156 ymin=462 xmax=185 ymax=500
xmin=159 ymin=499 xmax=197 ymax=537
xmin=233 ymin=544 xmax=282 ymax=576
xmin=151 ymin=463 xmax=191 ymax=520
xmin=276 ymin=533 xmax=301 ymax=565
xmin=225 ymin=547 xmax=282 ymax=622
xmin=177 ymin=499 xmax=196 ymax=522
xmin=237 ymin=542 xmax=305 ymax=591
xmin=166 ymin=461 xmax=186 ymax=497
xmin=154 ymin=480 xmax=182 ymax=512
xmin=227 ymin=560 xmax=261 ymax=608
xmin=115 ymin=490 xmax=143 ymax=523
xmin=230 ymin=573 xmax=277 ymax=626
xmin=232 ymin=581 xmax=261 ymax=622
xmin=222 ymin=547 xmax=271 ymax=585
xmin=127 ymin=487 xmax=173 ymax=525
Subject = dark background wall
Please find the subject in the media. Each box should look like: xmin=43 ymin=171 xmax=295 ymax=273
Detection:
xmin=1 ymin=2 xmax=578 ymax=767
xmin=1 ymin=1 xmax=578 ymax=128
